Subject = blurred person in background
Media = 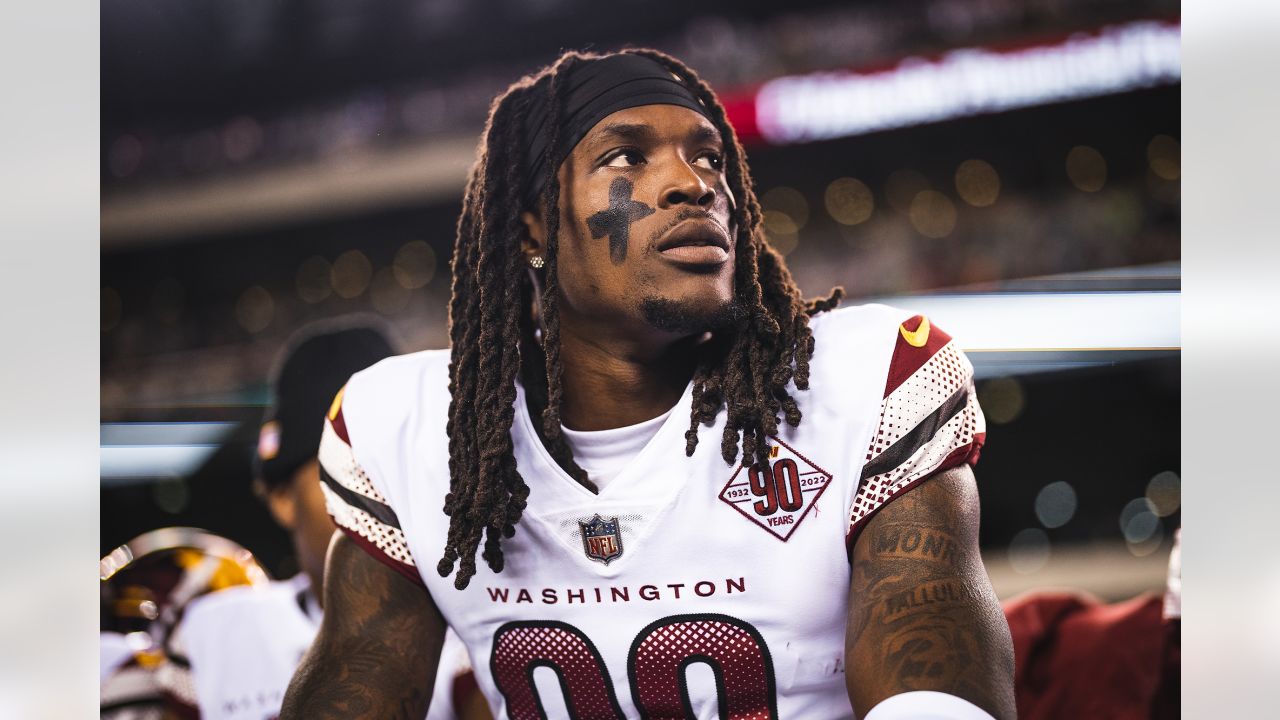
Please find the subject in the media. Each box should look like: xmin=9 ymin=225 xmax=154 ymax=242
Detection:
xmin=1001 ymin=528 xmax=1181 ymax=719
xmin=177 ymin=319 xmax=488 ymax=720
xmin=283 ymin=49 xmax=1015 ymax=720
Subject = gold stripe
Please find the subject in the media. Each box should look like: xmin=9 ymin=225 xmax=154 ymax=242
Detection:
xmin=328 ymin=385 xmax=346 ymax=421
xmin=899 ymin=316 xmax=931 ymax=347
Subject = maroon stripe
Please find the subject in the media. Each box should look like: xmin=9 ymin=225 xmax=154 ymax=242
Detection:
xmin=337 ymin=526 xmax=428 ymax=591
xmin=883 ymin=315 xmax=953 ymax=399
xmin=844 ymin=443 xmax=982 ymax=557
xmin=331 ymin=406 xmax=351 ymax=444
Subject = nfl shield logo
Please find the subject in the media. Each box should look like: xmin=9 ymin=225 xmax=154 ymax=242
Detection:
xmin=578 ymin=514 xmax=623 ymax=565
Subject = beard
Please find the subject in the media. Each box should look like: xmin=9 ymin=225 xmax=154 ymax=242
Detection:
xmin=639 ymin=295 xmax=747 ymax=335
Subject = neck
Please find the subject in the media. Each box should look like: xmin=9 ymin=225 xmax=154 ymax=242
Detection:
xmin=554 ymin=321 xmax=705 ymax=431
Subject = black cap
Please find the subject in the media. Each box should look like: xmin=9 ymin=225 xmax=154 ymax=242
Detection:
xmin=254 ymin=318 xmax=397 ymax=490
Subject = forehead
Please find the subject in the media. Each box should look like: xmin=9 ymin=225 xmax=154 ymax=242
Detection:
xmin=574 ymin=105 xmax=721 ymax=154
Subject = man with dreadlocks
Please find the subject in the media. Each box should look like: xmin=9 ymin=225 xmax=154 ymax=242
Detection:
xmin=283 ymin=49 xmax=1015 ymax=720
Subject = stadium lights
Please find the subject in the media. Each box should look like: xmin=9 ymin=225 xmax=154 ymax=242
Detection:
xmin=100 ymin=422 xmax=236 ymax=483
xmin=753 ymin=19 xmax=1181 ymax=144
xmin=873 ymin=290 xmax=1180 ymax=377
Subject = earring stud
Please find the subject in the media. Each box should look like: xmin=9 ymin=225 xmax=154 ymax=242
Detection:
xmin=528 ymin=255 xmax=545 ymax=269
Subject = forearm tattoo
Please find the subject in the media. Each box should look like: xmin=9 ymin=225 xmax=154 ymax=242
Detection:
xmin=847 ymin=472 xmax=1015 ymax=718
xmin=280 ymin=537 xmax=441 ymax=720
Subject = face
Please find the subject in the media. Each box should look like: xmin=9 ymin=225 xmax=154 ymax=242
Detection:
xmin=524 ymin=104 xmax=737 ymax=340
xmin=266 ymin=458 xmax=336 ymax=595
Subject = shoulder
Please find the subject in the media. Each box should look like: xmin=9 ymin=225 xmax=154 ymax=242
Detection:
xmin=180 ymin=580 xmax=306 ymax=650
xmin=343 ymin=348 xmax=451 ymax=419
xmin=807 ymin=303 xmax=915 ymax=347
xmin=183 ymin=579 xmax=296 ymax=622
xmin=805 ymin=303 xmax=923 ymax=392
xmin=808 ymin=302 xmax=970 ymax=389
xmin=336 ymin=348 xmax=451 ymax=449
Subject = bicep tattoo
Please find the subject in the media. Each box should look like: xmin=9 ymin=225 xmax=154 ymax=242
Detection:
xmin=281 ymin=534 xmax=443 ymax=720
xmin=846 ymin=468 xmax=1015 ymax=718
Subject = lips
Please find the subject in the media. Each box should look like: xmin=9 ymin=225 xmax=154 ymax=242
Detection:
xmin=656 ymin=218 xmax=731 ymax=266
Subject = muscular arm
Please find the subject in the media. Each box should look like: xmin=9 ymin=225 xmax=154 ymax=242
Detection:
xmin=281 ymin=531 xmax=446 ymax=719
xmin=845 ymin=465 xmax=1016 ymax=719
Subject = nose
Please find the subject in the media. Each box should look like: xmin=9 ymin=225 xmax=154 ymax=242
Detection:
xmin=659 ymin=161 xmax=715 ymax=209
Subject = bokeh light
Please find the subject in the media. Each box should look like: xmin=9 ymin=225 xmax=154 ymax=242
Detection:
xmin=954 ymin=159 xmax=1001 ymax=207
xmin=1120 ymin=497 xmax=1160 ymax=543
xmin=1066 ymin=145 xmax=1107 ymax=192
xmin=1146 ymin=470 xmax=1181 ymax=516
xmin=102 ymin=286 xmax=122 ymax=333
xmin=885 ymin=169 xmax=930 ymax=214
xmin=979 ymin=377 xmax=1025 ymax=424
xmin=1147 ymin=134 xmax=1180 ymax=180
xmin=371 ymin=266 xmax=411 ymax=314
xmin=1146 ymin=169 xmax=1181 ymax=205
xmin=766 ymin=226 xmax=800 ymax=255
xmin=908 ymin=190 xmax=957 ymax=238
xmin=761 ymin=187 xmax=810 ymax=230
xmin=824 ymin=177 xmax=873 ymax=226
xmin=392 ymin=240 xmax=436 ymax=289
xmin=295 ymin=256 xmax=333 ymax=304
xmin=1127 ymin=522 xmax=1165 ymax=557
xmin=235 ymin=285 xmax=275 ymax=333
xmin=763 ymin=209 xmax=800 ymax=235
xmin=1008 ymin=528 xmax=1051 ymax=574
xmin=331 ymin=250 xmax=372 ymax=299
xmin=1034 ymin=481 xmax=1077 ymax=529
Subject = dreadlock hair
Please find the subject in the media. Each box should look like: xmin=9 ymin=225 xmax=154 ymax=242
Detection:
xmin=437 ymin=48 xmax=844 ymax=589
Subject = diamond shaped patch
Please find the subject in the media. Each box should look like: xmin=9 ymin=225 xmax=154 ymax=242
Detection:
xmin=718 ymin=437 xmax=834 ymax=541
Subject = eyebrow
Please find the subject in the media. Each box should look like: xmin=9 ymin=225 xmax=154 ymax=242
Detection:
xmin=688 ymin=124 xmax=723 ymax=147
xmin=585 ymin=120 xmax=724 ymax=151
xmin=588 ymin=122 xmax=659 ymax=148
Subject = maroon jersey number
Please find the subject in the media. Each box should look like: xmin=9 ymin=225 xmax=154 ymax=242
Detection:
xmin=490 ymin=615 xmax=778 ymax=719
xmin=490 ymin=621 xmax=626 ymax=720
xmin=750 ymin=459 xmax=804 ymax=516
xmin=628 ymin=613 xmax=779 ymax=720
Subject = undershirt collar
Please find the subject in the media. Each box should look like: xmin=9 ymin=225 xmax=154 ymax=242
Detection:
xmin=561 ymin=408 xmax=673 ymax=491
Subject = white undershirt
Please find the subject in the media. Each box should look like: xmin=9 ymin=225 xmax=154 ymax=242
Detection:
xmin=561 ymin=408 xmax=672 ymax=491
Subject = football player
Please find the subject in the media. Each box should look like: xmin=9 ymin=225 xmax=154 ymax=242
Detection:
xmin=182 ymin=319 xmax=487 ymax=719
xmin=283 ymin=50 xmax=1015 ymax=720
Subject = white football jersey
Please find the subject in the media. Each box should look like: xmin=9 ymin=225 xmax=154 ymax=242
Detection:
xmin=178 ymin=574 xmax=474 ymax=720
xmin=179 ymin=575 xmax=319 ymax=720
xmin=319 ymin=303 xmax=985 ymax=720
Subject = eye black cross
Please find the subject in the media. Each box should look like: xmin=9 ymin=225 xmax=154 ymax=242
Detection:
xmin=587 ymin=177 xmax=655 ymax=264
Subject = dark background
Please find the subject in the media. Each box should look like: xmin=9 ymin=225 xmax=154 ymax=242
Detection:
xmin=101 ymin=0 xmax=1180 ymax=595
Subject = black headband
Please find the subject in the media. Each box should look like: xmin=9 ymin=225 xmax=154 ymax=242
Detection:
xmin=521 ymin=53 xmax=713 ymax=207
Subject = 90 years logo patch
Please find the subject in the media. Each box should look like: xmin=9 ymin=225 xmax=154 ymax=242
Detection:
xmin=718 ymin=438 xmax=833 ymax=542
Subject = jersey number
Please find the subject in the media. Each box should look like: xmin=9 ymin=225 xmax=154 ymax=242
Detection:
xmin=748 ymin=458 xmax=803 ymax=516
xmin=490 ymin=613 xmax=778 ymax=720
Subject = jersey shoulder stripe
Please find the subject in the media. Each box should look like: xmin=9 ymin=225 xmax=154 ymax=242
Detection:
xmin=319 ymin=391 xmax=425 ymax=589
xmin=883 ymin=314 xmax=952 ymax=398
xmin=846 ymin=314 xmax=986 ymax=550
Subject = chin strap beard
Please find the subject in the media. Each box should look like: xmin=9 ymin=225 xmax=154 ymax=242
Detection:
xmin=638 ymin=297 xmax=747 ymax=334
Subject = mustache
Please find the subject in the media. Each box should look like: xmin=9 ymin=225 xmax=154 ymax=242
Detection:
xmin=646 ymin=207 xmax=733 ymax=248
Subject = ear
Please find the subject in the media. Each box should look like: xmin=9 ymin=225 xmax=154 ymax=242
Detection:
xmin=520 ymin=210 xmax=546 ymax=266
xmin=265 ymin=485 xmax=298 ymax=531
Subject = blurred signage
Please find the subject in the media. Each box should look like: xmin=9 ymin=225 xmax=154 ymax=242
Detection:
xmin=749 ymin=19 xmax=1180 ymax=144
